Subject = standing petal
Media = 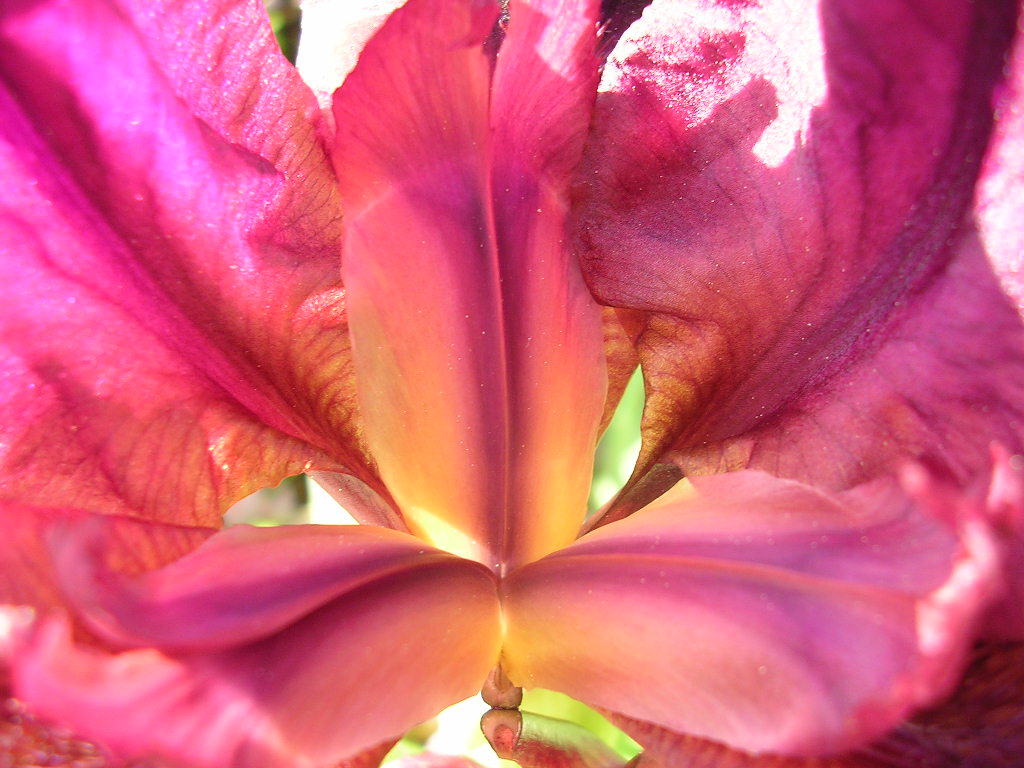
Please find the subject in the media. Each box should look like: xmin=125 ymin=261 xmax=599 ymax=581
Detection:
xmin=502 ymin=471 xmax=1000 ymax=756
xmin=489 ymin=0 xmax=608 ymax=562
xmin=333 ymin=0 xmax=605 ymax=569
xmin=974 ymin=14 xmax=1024 ymax=640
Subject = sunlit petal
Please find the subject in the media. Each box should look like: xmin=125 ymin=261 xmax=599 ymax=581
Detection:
xmin=977 ymin=0 xmax=1024 ymax=309
xmin=577 ymin=0 xmax=1023 ymax=508
xmin=980 ymin=447 xmax=1024 ymax=639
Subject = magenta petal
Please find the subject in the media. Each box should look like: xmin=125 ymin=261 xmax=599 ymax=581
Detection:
xmin=972 ymin=22 xmax=1024 ymax=638
xmin=0 ymin=0 xmax=379 ymax=531
xmin=51 ymin=522 xmax=484 ymax=651
xmin=577 ymin=0 xmax=1024 ymax=500
xmin=12 ymin=524 xmax=502 ymax=768
xmin=503 ymin=471 xmax=1001 ymax=756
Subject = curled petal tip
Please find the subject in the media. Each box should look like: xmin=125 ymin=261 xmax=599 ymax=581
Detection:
xmin=981 ymin=447 xmax=1024 ymax=639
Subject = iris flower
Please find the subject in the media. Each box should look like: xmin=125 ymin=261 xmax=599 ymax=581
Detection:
xmin=1 ymin=0 xmax=1023 ymax=766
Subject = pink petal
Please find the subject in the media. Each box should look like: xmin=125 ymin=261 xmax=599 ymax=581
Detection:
xmin=50 ymin=521 xmax=481 ymax=651
xmin=0 ymin=0 xmax=381 ymax=533
xmin=981 ymin=447 xmax=1024 ymax=639
xmin=11 ymin=524 xmax=502 ymax=768
xmin=576 ymin=0 xmax=1024 ymax=505
xmin=502 ymin=471 xmax=1001 ymax=756
xmin=610 ymin=642 xmax=1024 ymax=768
xmin=332 ymin=0 xmax=606 ymax=569
xmin=337 ymin=740 xmax=402 ymax=768
xmin=0 ymin=694 xmax=396 ymax=768
xmin=0 ymin=503 xmax=211 ymax=613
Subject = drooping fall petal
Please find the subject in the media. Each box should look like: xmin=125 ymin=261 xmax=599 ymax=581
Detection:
xmin=0 ymin=0 xmax=380 ymax=537
xmin=609 ymin=643 xmax=1024 ymax=768
xmin=332 ymin=0 xmax=606 ymax=569
xmin=11 ymin=523 xmax=502 ymax=768
xmin=502 ymin=471 xmax=1000 ymax=756
xmin=577 ymin=0 xmax=1024 ymax=507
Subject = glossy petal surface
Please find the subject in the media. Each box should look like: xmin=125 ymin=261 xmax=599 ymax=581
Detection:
xmin=0 ymin=0 xmax=376 ymax=534
xmin=503 ymin=471 xmax=999 ymax=755
xmin=12 ymin=524 xmax=502 ymax=768
xmin=333 ymin=0 xmax=605 ymax=568
xmin=577 ymin=0 xmax=1024 ymax=503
